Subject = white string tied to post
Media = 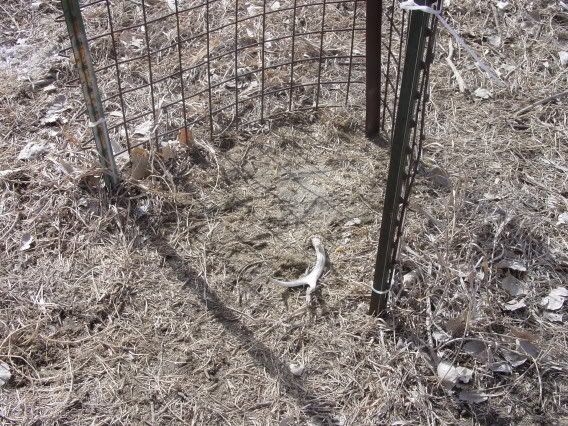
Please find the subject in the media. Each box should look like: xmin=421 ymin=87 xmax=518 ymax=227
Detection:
xmin=399 ymin=0 xmax=505 ymax=85
xmin=371 ymin=287 xmax=390 ymax=295
xmin=88 ymin=117 xmax=107 ymax=128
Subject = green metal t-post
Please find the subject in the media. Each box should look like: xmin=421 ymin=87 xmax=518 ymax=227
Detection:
xmin=61 ymin=0 xmax=119 ymax=190
xmin=370 ymin=7 xmax=432 ymax=316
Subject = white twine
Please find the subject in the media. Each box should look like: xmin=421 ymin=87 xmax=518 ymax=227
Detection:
xmin=88 ymin=117 xmax=107 ymax=128
xmin=399 ymin=0 xmax=504 ymax=85
xmin=371 ymin=287 xmax=390 ymax=295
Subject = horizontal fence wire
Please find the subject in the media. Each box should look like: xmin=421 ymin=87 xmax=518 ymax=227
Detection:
xmin=65 ymin=0 xmax=410 ymax=163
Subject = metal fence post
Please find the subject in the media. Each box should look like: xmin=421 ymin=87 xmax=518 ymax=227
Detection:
xmin=365 ymin=0 xmax=382 ymax=138
xmin=61 ymin=0 xmax=119 ymax=190
xmin=370 ymin=5 xmax=432 ymax=316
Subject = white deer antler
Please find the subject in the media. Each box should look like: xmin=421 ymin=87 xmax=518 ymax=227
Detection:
xmin=271 ymin=236 xmax=326 ymax=303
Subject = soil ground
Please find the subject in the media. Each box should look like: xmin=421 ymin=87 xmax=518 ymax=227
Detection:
xmin=1 ymin=0 xmax=568 ymax=425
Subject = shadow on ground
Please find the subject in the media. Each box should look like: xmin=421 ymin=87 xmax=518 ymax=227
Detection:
xmin=134 ymin=214 xmax=340 ymax=424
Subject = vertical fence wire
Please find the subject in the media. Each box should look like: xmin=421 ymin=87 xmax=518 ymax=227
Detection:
xmin=205 ymin=0 xmax=214 ymax=139
xmin=288 ymin=0 xmax=298 ymax=112
xmin=140 ymin=0 xmax=159 ymax=150
xmin=345 ymin=0 xmax=359 ymax=106
xmin=174 ymin=0 xmax=189 ymax=142
xmin=234 ymin=0 xmax=239 ymax=132
xmin=391 ymin=10 xmax=407 ymax=133
xmin=68 ymin=0 xmax=373 ymax=149
xmin=315 ymin=0 xmax=327 ymax=109
xmin=380 ymin=0 xmax=398 ymax=130
xmin=104 ymin=0 xmax=131 ymax=156
xmin=260 ymin=0 xmax=267 ymax=124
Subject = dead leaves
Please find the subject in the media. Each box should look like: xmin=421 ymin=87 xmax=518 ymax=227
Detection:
xmin=543 ymin=312 xmax=563 ymax=322
xmin=495 ymin=1 xmax=511 ymax=11
xmin=473 ymin=87 xmax=492 ymax=100
xmin=0 ymin=168 xmax=26 ymax=181
xmin=120 ymin=127 xmax=198 ymax=181
xmin=402 ymin=270 xmax=421 ymax=287
xmin=501 ymin=348 xmax=528 ymax=367
xmin=499 ymin=273 xmax=528 ymax=297
xmin=495 ymin=263 xmax=530 ymax=312
xmin=556 ymin=212 xmax=568 ymax=226
xmin=421 ymin=161 xmax=452 ymax=190
xmin=0 ymin=362 xmax=10 ymax=387
xmin=502 ymin=299 xmax=527 ymax=312
xmin=487 ymin=360 xmax=512 ymax=374
xmin=177 ymin=127 xmax=196 ymax=153
xmin=436 ymin=359 xmax=485 ymax=405
xmin=40 ymin=94 xmax=69 ymax=126
xmin=433 ymin=332 xmax=550 ymax=406
xmin=444 ymin=309 xmax=475 ymax=338
xmin=494 ymin=266 xmax=565 ymax=322
xmin=289 ymin=362 xmax=305 ymax=376
xmin=494 ymin=259 xmax=527 ymax=273
xmin=458 ymin=390 xmax=488 ymax=403
xmin=540 ymin=287 xmax=568 ymax=311
xmin=437 ymin=360 xmax=473 ymax=385
xmin=559 ymin=51 xmax=568 ymax=67
xmin=18 ymin=142 xmax=51 ymax=161
xmin=463 ymin=340 xmax=487 ymax=358
xmin=19 ymin=233 xmax=34 ymax=251
xmin=129 ymin=147 xmax=151 ymax=180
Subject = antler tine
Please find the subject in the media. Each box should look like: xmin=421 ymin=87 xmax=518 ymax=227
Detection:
xmin=270 ymin=236 xmax=326 ymax=303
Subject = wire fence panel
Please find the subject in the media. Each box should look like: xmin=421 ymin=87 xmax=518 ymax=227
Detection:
xmin=63 ymin=0 xmax=372 ymax=157
xmin=61 ymin=0 xmax=440 ymax=315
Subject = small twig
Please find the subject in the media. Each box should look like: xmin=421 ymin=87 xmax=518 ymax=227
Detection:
xmin=238 ymin=139 xmax=254 ymax=168
xmin=533 ymin=357 xmax=544 ymax=410
xmin=491 ymin=5 xmax=502 ymax=46
xmin=259 ymin=305 xmax=308 ymax=338
xmin=235 ymin=260 xmax=264 ymax=287
xmin=0 ymin=324 xmax=34 ymax=350
xmin=195 ymin=139 xmax=222 ymax=189
xmin=514 ymin=89 xmax=568 ymax=116
xmin=0 ymin=214 xmax=19 ymax=242
xmin=270 ymin=236 xmax=326 ymax=303
xmin=520 ymin=173 xmax=566 ymax=197
xmin=445 ymin=40 xmax=466 ymax=93
xmin=425 ymin=295 xmax=440 ymax=365
xmin=0 ymin=4 xmax=20 ymax=31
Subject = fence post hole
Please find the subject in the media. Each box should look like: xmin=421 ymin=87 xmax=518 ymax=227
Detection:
xmin=370 ymin=4 xmax=433 ymax=316
xmin=61 ymin=0 xmax=119 ymax=190
xmin=365 ymin=0 xmax=382 ymax=138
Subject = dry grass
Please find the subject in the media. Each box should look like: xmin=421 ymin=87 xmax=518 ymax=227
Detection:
xmin=1 ymin=0 xmax=568 ymax=425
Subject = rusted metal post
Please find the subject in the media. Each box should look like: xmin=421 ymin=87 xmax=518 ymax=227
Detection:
xmin=370 ymin=5 xmax=431 ymax=316
xmin=365 ymin=0 xmax=382 ymax=137
xmin=61 ymin=0 xmax=119 ymax=190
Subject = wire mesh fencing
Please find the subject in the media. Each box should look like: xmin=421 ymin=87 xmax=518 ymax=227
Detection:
xmin=63 ymin=0 xmax=367 ymax=172
xmin=61 ymin=0 xmax=441 ymax=315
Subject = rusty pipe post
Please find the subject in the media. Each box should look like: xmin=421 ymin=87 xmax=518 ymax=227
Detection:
xmin=365 ymin=0 xmax=382 ymax=138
